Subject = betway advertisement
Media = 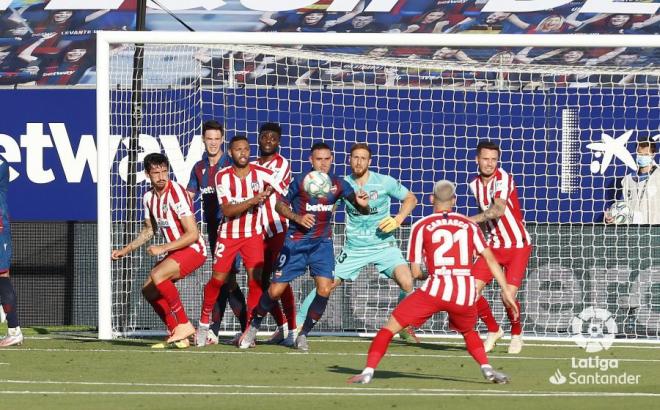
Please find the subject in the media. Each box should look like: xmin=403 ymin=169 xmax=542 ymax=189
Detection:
xmin=2 ymin=87 xmax=657 ymax=221
xmin=0 ymin=88 xmax=204 ymax=220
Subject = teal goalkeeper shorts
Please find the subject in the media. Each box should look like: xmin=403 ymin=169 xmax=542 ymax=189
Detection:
xmin=334 ymin=243 xmax=408 ymax=281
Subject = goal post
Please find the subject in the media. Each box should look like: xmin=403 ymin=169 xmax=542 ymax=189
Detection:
xmin=97 ymin=31 xmax=660 ymax=341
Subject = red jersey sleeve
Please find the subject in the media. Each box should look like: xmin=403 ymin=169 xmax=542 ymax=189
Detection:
xmin=492 ymin=170 xmax=512 ymax=201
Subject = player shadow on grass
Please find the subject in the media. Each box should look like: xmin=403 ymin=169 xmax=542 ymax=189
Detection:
xmin=327 ymin=365 xmax=483 ymax=384
xmin=388 ymin=338 xmax=467 ymax=352
xmin=31 ymin=327 xmax=50 ymax=334
xmin=413 ymin=341 xmax=470 ymax=352
xmin=105 ymin=339 xmax=158 ymax=347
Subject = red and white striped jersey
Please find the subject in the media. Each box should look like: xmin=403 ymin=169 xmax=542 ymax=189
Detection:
xmin=407 ymin=211 xmax=487 ymax=306
xmin=469 ymin=168 xmax=532 ymax=249
xmin=215 ymin=163 xmax=284 ymax=239
xmin=254 ymin=153 xmax=291 ymax=238
xmin=143 ymin=180 xmax=207 ymax=255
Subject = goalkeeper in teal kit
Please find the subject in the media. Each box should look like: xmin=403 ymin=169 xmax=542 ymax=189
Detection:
xmin=297 ymin=143 xmax=421 ymax=342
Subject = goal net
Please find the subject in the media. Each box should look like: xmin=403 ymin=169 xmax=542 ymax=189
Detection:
xmin=97 ymin=32 xmax=660 ymax=341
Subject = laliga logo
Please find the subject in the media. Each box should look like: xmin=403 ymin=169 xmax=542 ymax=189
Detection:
xmin=569 ymin=307 xmax=617 ymax=353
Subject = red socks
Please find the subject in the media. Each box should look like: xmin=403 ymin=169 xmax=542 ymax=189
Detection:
xmin=463 ymin=329 xmax=489 ymax=366
xmin=366 ymin=328 xmax=395 ymax=369
xmin=155 ymin=280 xmax=188 ymax=325
xmin=506 ymin=299 xmax=522 ymax=336
xmin=476 ymin=296 xmax=500 ymax=333
xmin=247 ymin=279 xmax=264 ymax=324
xmin=270 ymin=301 xmax=286 ymax=327
xmin=281 ymin=285 xmax=297 ymax=330
xmin=201 ymin=277 xmax=224 ymax=324
xmin=147 ymin=296 xmax=177 ymax=333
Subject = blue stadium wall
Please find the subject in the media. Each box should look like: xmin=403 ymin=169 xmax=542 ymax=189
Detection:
xmin=1 ymin=87 xmax=657 ymax=223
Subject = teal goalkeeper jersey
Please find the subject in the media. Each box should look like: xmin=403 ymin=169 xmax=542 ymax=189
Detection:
xmin=343 ymin=171 xmax=409 ymax=249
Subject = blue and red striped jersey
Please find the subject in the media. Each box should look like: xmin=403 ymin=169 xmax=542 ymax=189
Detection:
xmin=285 ymin=170 xmax=356 ymax=241
xmin=187 ymin=152 xmax=232 ymax=225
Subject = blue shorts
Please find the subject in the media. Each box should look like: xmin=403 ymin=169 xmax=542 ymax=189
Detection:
xmin=0 ymin=223 xmax=11 ymax=272
xmin=271 ymin=237 xmax=335 ymax=283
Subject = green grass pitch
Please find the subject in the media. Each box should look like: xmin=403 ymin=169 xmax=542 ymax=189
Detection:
xmin=0 ymin=326 xmax=658 ymax=409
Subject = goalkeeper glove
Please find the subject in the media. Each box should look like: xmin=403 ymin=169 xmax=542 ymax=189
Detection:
xmin=379 ymin=216 xmax=400 ymax=233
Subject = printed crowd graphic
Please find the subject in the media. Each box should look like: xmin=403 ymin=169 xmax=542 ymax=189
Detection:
xmin=0 ymin=0 xmax=658 ymax=86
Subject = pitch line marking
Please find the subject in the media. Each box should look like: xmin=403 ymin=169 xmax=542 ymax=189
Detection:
xmin=312 ymin=339 xmax=660 ymax=349
xmin=0 ymin=390 xmax=658 ymax=398
xmin=2 ymin=379 xmax=658 ymax=397
xmin=24 ymin=335 xmax=660 ymax=349
xmin=0 ymin=380 xmax=504 ymax=393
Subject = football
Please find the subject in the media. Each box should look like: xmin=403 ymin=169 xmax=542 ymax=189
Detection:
xmin=303 ymin=170 xmax=332 ymax=198
xmin=606 ymin=201 xmax=632 ymax=224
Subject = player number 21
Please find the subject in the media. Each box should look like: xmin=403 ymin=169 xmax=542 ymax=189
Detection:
xmin=431 ymin=229 xmax=469 ymax=267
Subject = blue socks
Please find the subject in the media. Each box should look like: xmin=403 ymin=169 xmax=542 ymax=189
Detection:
xmin=0 ymin=277 xmax=19 ymax=328
xmin=251 ymin=292 xmax=277 ymax=329
xmin=301 ymin=294 xmax=329 ymax=336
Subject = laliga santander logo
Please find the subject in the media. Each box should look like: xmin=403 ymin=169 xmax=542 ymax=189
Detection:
xmin=549 ymin=369 xmax=567 ymax=385
xmin=569 ymin=307 xmax=617 ymax=353
xmin=549 ymin=307 xmax=642 ymax=386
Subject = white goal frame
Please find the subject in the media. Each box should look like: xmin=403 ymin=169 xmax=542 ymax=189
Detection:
xmin=97 ymin=31 xmax=660 ymax=340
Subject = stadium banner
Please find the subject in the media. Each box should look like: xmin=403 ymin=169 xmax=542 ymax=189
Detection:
xmin=0 ymin=88 xmax=98 ymax=220
xmin=1 ymin=87 xmax=656 ymax=221
xmin=0 ymin=0 xmax=658 ymax=86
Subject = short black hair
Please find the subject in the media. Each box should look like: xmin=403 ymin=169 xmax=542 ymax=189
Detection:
xmin=229 ymin=135 xmax=249 ymax=148
xmin=203 ymin=120 xmax=224 ymax=136
xmin=259 ymin=122 xmax=282 ymax=136
xmin=476 ymin=140 xmax=501 ymax=157
xmin=144 ymin=153 xmax=169 ymax=172
xmin=638 ymin=135 xmax=658 ymax=154
xmin=311 ymin=142 xmax=332 ymax=154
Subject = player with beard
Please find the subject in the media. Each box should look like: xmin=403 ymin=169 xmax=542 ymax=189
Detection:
xmin=187 ymin=120 xmax=247 ymax=345
xmin=468 ymin=140 xmax=532 ymax=354
xmin=113 ymin=153 xmax=207 ymax=347
xmin=253 ymin=123 xmax=298 ymax=346
xmin=238 ymin=142 xmax=370 ymax=351
xmin=297 ymin=143 xmax=421 ymax=342
xmin=349 ymin=180 xmax=517 ymax=384
xmin=196 ymin=136 xmax=286 ymax=347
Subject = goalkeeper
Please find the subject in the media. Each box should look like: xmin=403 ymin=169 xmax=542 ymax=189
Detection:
xmin=297 ymin=143 xmax=421 ymax=342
